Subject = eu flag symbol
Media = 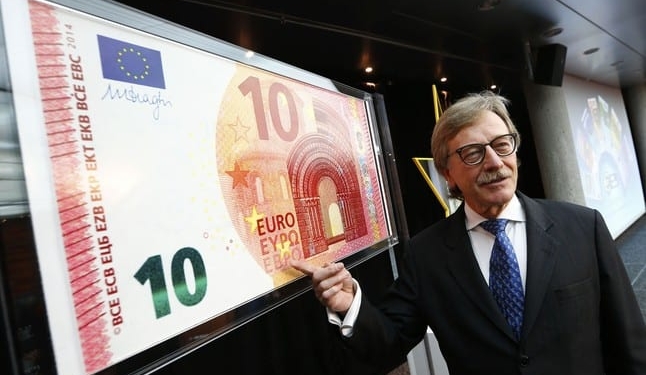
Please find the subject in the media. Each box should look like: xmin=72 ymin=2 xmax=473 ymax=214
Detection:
xmin=97 ymin=35 xmax=166 ymax=89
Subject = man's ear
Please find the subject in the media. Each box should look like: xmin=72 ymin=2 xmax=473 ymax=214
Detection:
xmin=441 ymin=168 xmax=453 ymax=188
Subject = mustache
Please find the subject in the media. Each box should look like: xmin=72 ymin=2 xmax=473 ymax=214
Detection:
xmin=477 ymin=169 xmax=512 ymax=184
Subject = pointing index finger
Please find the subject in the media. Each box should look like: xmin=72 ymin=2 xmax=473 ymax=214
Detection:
xmin=290 ymin=259 xmax=316 ymax=276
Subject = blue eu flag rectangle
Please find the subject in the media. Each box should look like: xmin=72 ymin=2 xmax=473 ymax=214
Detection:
xmin=97 ymin=35 xmax=166 ymax=89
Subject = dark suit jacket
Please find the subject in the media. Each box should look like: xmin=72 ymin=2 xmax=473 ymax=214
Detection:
xmin=345 ymin=192 xmax=646 ymax=375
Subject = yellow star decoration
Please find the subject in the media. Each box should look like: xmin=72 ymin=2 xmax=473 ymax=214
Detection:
xmin=245 ymin=205 xmax=264 ymax=233
xmin=275 ymin=240 xmax=292 ymax=258
xmin=228 ymin=116 xmax=251 ymax=142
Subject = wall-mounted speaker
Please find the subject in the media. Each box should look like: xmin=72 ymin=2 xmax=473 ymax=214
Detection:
xmin=534 ymin=43 xmax=567 ymax=86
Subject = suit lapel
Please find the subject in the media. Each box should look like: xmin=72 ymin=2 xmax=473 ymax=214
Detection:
xmin=445 ymin=194 xmax=561 ymax=341
xmin=517 ymin=194 xmax=559 ymax=339
xmin=444 ymin=206 xmax=516 ymax=339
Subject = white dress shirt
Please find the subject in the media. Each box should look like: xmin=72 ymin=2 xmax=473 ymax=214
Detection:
xmin=465 ymin=194 xmax=527 ymax=290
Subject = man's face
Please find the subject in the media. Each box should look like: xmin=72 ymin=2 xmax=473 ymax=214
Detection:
xmin=443 ymin=110 xmax=518 ymax=218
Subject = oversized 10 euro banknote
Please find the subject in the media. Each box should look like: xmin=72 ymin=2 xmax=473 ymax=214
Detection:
xmin=9 ymin=1 xmax=391 ymax=374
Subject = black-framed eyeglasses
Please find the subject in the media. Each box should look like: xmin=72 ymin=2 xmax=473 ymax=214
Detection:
xmin=451 ymin=133 xmax=518 ymax=165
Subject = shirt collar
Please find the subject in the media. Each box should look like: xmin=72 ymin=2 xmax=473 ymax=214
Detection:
xmin=465 ymin=193 xmax=525 ymax=230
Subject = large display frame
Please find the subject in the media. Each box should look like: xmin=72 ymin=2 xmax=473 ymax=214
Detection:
xmin=0 ymin=1 xmax=400 ymax=374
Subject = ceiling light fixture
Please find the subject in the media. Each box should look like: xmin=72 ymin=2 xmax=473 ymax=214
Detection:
xmin=440 ymin=77 xmax=447 ymax=83
xmin=542 ymin=27 xmax=563 ymax=38
xmin=365 ymin=66 xmax=373 ymax=73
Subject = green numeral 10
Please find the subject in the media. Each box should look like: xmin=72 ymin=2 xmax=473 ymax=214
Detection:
xmin=134 ymin=247 xmax=207 ymax=319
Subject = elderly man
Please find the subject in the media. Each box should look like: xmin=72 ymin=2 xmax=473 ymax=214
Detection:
xmin=292 ymin=91 xmax=646 ymax=374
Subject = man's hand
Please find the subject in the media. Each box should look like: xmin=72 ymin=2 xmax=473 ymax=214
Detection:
xmin=291 ymin=259 xmax=355 ymax=314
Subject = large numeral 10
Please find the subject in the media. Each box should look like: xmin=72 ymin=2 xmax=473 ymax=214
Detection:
xmin=134 ymin=247 xmax=207 ymax=319
xmin=238 ymin=76 xmax=299 ymax=142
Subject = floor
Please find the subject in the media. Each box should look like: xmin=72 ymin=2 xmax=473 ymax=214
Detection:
xmin=389 ymin=213 xmax=646 ymax=375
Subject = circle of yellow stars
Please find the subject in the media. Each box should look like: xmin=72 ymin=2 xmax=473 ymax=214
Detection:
xmin=116 ymin=47 xmax=150 ymax=81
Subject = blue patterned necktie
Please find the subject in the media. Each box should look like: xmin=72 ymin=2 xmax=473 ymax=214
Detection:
xmin=481 ymin=219 xmax=524 ymax=340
